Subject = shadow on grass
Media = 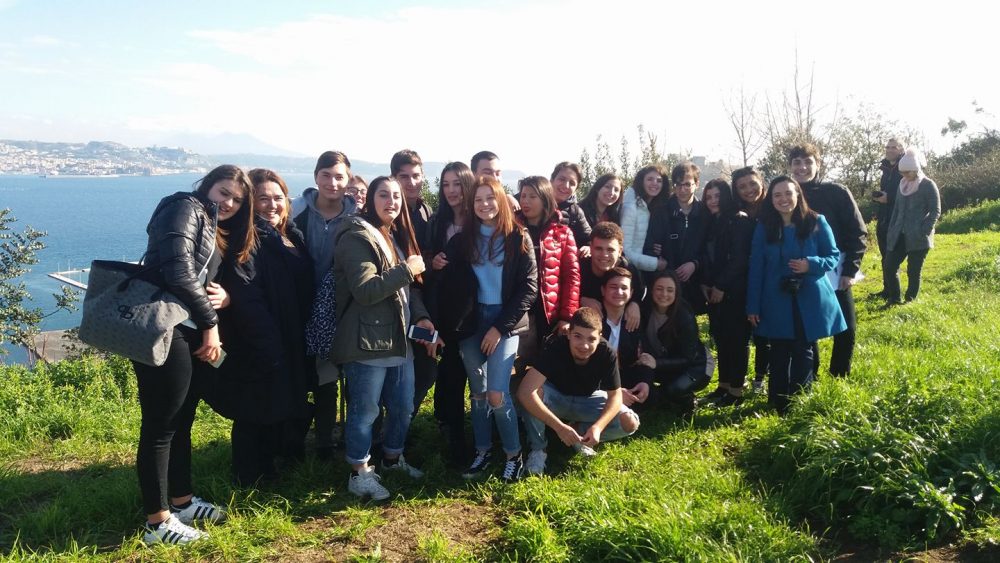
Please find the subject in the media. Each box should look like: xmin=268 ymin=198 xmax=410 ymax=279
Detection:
xmin=0 ymin=413 xmax=508 ymax=556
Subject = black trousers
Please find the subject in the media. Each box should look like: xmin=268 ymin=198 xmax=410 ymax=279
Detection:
xmin=708 ymin=296 xmax=751 ymax=388
xmin=883 ymin=236 xmax=929 ymax=302
xmin=769 ymin=300 xmax=814 ymax=414
xmin=231 ymin=420 xmax=281 ymax=486
xmin=752 ymin=335 xmax=770 ymax=381
xmin=432 ymin=338 xmax=467 ymax=430
xmin=133 ymin=329 xmax=200 ymax=515
xmin=814 ymin=286 xmax=856 ymax=377
xmin=412 ymin=348 xmax=439 ymax=416
xmin=876 ymin=219 xmax=890 ymax=293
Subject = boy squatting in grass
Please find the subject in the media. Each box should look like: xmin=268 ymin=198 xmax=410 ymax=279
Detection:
xmin=517 ymin=307 xmax=641 ymax=476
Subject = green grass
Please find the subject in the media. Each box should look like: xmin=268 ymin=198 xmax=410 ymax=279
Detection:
xmin=3 ymin=224 xmax=1000 ymax=561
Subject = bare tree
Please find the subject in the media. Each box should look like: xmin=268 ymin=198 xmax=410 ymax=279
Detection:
xmin=723 ymin=84 xmax=764 ymax=166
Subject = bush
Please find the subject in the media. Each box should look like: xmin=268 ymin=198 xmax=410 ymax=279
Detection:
xmin=937 ymin=199 xmax=1000 ymax=234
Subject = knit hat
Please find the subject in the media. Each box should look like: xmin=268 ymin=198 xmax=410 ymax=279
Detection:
xmin=898 ymin=148 xmax=925 ymax=173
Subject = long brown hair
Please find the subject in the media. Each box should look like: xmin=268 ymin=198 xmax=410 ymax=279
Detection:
xmin=248 ymin=168 xmax=290 ymax=235
xmin=461 ymin=175 xmax=530 ymax=264
xmin=516 ymin=175 xmax=558 ymax=226
xmin=359 ymin=176 xmax=423 ymax=283
xmin=760 ymin=176 xmax=818 ymax=244
xmin=194 ymin=164 xmax=257 ymax=264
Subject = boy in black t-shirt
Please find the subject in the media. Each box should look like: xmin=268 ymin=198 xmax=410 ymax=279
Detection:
xmin=517 ymin=308 xmax=640 ymax=476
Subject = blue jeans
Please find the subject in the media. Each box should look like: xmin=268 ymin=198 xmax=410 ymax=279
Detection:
xmin=459 ymin=304 xmax=521 ymax=455
xmin=343 ymin=360 xmax=415 ymax=466
xmin=523 ymin=382 xmax=638 ymax=451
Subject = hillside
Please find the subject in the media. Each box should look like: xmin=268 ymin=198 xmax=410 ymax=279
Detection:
xmin=2 ymin=204 xmax=999 ymax=561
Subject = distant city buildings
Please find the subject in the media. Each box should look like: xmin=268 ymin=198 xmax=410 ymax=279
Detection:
xmin=0 ymin=140 xmax=211 ymax=176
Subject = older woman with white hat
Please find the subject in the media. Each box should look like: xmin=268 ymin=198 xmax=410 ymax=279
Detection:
xmin=883 ymin=148 xmax=941 ymax=305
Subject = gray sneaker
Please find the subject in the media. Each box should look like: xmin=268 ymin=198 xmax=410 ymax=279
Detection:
xmin=381 ymin=454 xmax=424 ymax=478
xmin=348 ymin=467 xmax=390 ymax=501
xmin=524 ymin=450 xmax=547 ymax=476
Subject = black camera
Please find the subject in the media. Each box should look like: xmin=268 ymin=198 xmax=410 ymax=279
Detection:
xmin=871 ymin=190 xmax=886 ymax=199
xmin=780 ymin=275 xmax=803 ymax=295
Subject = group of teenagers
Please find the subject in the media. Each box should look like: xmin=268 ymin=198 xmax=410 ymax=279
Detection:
xmin=130 ymin=140 xmax=941 ymax=545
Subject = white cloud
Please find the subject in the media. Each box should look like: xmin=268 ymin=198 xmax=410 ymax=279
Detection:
xmin=101 ymin=0 xmax=1000 ymax=171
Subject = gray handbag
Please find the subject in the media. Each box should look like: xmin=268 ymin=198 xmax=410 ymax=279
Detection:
xmin=78 ymin=260 xmax=191 ymax=366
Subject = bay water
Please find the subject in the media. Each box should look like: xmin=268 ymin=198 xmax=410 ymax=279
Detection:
xmin=0 ymin=173 xmax=316 ymax=362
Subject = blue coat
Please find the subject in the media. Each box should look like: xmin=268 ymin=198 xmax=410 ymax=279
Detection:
xmin=746 ymin=215 xmax=847 ymax=342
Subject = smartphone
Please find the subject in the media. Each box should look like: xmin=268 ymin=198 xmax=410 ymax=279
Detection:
xmin=408 ymin=325 xmax=439 ymax=343
xmin=209 ymin=348 xmax=227 ymax=368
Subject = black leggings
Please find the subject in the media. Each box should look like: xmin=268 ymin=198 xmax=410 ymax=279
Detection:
xmin=133 ymin=328 xmax=200 ymax=515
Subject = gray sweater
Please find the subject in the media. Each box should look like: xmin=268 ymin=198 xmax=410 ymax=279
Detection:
xmin=887 ymin=177 xmax=941 ymax=252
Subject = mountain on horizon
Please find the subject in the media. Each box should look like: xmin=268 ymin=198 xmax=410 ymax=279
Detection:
xmin=157 ymin=132 xmax=305 ymax=158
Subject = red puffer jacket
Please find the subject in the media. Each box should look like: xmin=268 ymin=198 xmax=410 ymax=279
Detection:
xmin=537 ymin=219 xmax=580 ymax=325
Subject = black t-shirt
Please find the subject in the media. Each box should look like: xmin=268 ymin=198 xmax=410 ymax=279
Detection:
xmin=534 ymin=335 xmax=621 ymax=396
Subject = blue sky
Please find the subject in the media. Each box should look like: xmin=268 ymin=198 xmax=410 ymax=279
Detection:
xmin=1 ymin=0 xmax=996 ymax=172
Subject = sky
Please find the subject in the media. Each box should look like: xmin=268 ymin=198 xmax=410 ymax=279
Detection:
xmin=1 ymin=0 xmax=997 ymax=174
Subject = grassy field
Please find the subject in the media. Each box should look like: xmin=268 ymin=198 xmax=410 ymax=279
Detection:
xmin=2 ymin=202 xmax=999 ymax=561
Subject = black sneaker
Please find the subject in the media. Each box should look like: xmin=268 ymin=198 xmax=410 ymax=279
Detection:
xmin=699 ymin=387 xmax=728 ymax=406
xmin=501 ymin=454 xmax=523 ymax=483
xmin=714 ymin=393 xmax=744 ymax=408
xmin=462 ymin=450 xmax=492 ymax=479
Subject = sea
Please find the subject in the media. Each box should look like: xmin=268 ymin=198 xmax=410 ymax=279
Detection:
xmin=0 ymin=173 xmax=317 ymax=363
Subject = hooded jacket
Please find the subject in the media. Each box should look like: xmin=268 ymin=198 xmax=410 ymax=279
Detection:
xmin=290 ymin=188 xmax=358 ymax=285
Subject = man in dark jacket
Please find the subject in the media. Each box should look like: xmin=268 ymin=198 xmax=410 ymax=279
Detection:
xmin=874 ymin=138 xmax=905 ymax=298
xmin=788 ymin=143 xmax=867 ymax=378
xmin=290 ymin=150 xmax=357 ymax=459
xmin=391 ymin=149 xmax=436 ymax=416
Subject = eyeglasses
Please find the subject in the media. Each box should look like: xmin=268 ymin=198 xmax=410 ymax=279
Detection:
xmin=676 ymin=181 xmax=696 ymax=188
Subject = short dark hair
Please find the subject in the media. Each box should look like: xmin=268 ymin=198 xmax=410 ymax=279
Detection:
xmin=787 ymin=143 xmax=822 ymax=164
xmin=570 ymin=307 xmax=603 ymax=332
xmin=601 ymin=266 xmax=632 ymax=287
xmin=314 ymin=151 xmax=351 ymax=178
xmin=390 ymin=149 xmax=423 ymax=177
xmin=470 ymin=150 xmax=499 ymax=173
xmin=590 ymin=221 xmax=624 ymax=246
xmin=671 ymin=161 xmax=700 ymax=186
xmin=550 ymin=161 xmax=582 ymax=183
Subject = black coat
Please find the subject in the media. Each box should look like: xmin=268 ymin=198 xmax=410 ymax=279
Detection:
xmin=700 ymin=211 xmax=754 ymax=298
xmin=558 ymin=197 xmax=592 ymax=246
xmin=800 ymin=179 xmax=868 ymax=279
xmin=207 ymin=218 xmax=316 ymax=423
xmin=877 ymin=158 xmax=902 ymax=224
xmin=143 ymin=192 xmax=219 ymax=329
xmin=640 ymin=302 xmax=709 ymax=396
xmin=434 ymin=227 xmax=538 ymax=339
xmin=646 ymin=196 xmax=709 ymax=312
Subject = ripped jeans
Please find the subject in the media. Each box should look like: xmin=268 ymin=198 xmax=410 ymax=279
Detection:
xmin=459 ymin=304 xmax=521 ymax=456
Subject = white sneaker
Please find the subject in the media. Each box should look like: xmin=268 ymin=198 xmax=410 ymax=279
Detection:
xmin=170 ymin=496 xmax=227 ymax=525
xmin=524 ymin=450 xmax=547 ymax=476
xmin=382 ymin=454 xmax=425 ymax=478
xmin=143 ymin=515 xmax=207 ymax=546
xmin=573 ymin=443 xmax=597 ymax=457
xmin=348 ymin=466 xmax=390 ymax=501
xmin=752 ymin=378 xmax=765 ymax=394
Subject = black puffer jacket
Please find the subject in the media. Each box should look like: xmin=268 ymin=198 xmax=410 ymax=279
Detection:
xmin=143 ymin=192 xmax=218 ymax=329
